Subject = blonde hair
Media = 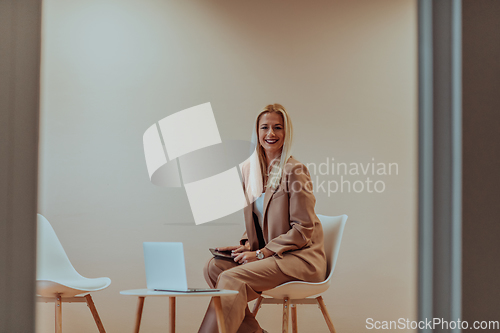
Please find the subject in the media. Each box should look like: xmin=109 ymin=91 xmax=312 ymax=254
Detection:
xmin=248 ymin=104 xmax=293 ymax=199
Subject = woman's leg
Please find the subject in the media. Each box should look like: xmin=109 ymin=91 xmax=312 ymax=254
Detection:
xmin=235 ymin=306 xmax=262 ymax=333
xmin=199 ymin=258 xmax=294 ymax=333
xmin=203 ymin=257 xmax=239 ymax=288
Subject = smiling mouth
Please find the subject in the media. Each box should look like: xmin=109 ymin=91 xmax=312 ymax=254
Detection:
xmin=265 ymin=139 xmax=278 ymax=144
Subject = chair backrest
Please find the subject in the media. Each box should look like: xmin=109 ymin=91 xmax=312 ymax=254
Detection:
xmin=317 ymin=214 xmax=348 ymax=281
xmin=37 ymin=214 xmax=81 ymax=280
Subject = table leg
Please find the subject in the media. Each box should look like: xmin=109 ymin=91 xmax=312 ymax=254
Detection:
xmin=213 ymin=296 xmax=226 ymax=333
xmin=134 ymin=297 xmax=145 ymax=333
xmin=169 ymin=297 xmax=176 ymax=333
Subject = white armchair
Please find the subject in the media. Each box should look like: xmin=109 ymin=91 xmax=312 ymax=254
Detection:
xmin=252 ymin=214 xmax=348 ymax=333
xmin=36 ymin=214 xmax=111 ymax=333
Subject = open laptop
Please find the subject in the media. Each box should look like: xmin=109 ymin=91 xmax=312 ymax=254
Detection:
xmin=143 ymin=242 xmax=218 ymax=292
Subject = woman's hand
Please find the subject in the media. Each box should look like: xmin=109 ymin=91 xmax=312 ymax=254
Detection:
xmin=217 ymin=242 xmax=252 ymax=263
xmin=233 ymin=251 xmax=258 ymax=264
xmin=234 ymin=247 xmax=274 ymax=264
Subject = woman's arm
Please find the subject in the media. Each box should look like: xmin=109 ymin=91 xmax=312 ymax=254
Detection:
xmin=264 ymin=164 xmax=317 ymax=258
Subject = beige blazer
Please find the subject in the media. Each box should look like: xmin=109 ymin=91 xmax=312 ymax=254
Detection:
xmin=240 ymin=156 xmax=327 ymax=282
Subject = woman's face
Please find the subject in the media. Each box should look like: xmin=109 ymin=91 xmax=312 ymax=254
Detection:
xmin=258 ymin=112 xmax=285 ymax=159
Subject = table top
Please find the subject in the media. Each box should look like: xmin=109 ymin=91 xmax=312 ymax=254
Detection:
xmin=120 ymin=289 xmax=238 ymax=297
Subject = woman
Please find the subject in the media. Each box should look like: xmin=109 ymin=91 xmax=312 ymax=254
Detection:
xmin=199 ymin=104 xmax=327 ymax=333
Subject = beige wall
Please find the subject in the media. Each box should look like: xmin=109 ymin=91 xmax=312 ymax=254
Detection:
xmin=37 ymin=0 xmax=417 ymax=332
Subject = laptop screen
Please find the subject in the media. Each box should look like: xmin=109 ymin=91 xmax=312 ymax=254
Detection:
xmin=143 ymin=242 xmax=189 ymax=291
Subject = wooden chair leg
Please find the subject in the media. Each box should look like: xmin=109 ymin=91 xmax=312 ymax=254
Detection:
xmin=282 ymin=297 xmax=289 ymax=333
xmin=134 ymin=297 xmax=145 ymax=333
xmin=252 ymin=296 xmax=264 ymax=316
xmin=84 ymin=294 xmax=106 ymax=333
xmin=213 ymin=296 xmax=227 ymax=333
xmin=316 ymin=296 xmax=337 ymax=333
xmin=55 ymin=294 xmax=62 ymax=333
xmin=291 ymin=303 xmax=297 ymax=333
xmin=169 ymin=297 xmax=176 ymax=333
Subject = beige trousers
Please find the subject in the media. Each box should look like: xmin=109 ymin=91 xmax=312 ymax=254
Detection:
xmin=198 ymin=257 xmax=295 ymax=333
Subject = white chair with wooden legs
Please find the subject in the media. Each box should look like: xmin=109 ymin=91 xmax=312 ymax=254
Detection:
xmin=36 ymin=214 xmax=112 ymax=333
xmin=252 ymin=214 xmax=348 ymax=333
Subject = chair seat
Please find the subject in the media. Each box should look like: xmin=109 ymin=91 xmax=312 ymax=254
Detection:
xmin=261 ymin=279 xmax=331 ymax=300
xmin=37 ymin=277 xmax=111 ymax=297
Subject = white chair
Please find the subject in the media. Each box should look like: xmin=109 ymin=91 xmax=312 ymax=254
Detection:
xmin=252 ymin=214 xmax=348 ymax=333
xmin=36 ymin=214 xmax=111 ymax=333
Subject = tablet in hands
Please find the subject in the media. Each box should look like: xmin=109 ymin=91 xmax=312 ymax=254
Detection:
xmin=209 ymin=248 xmax=234 ymax=260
